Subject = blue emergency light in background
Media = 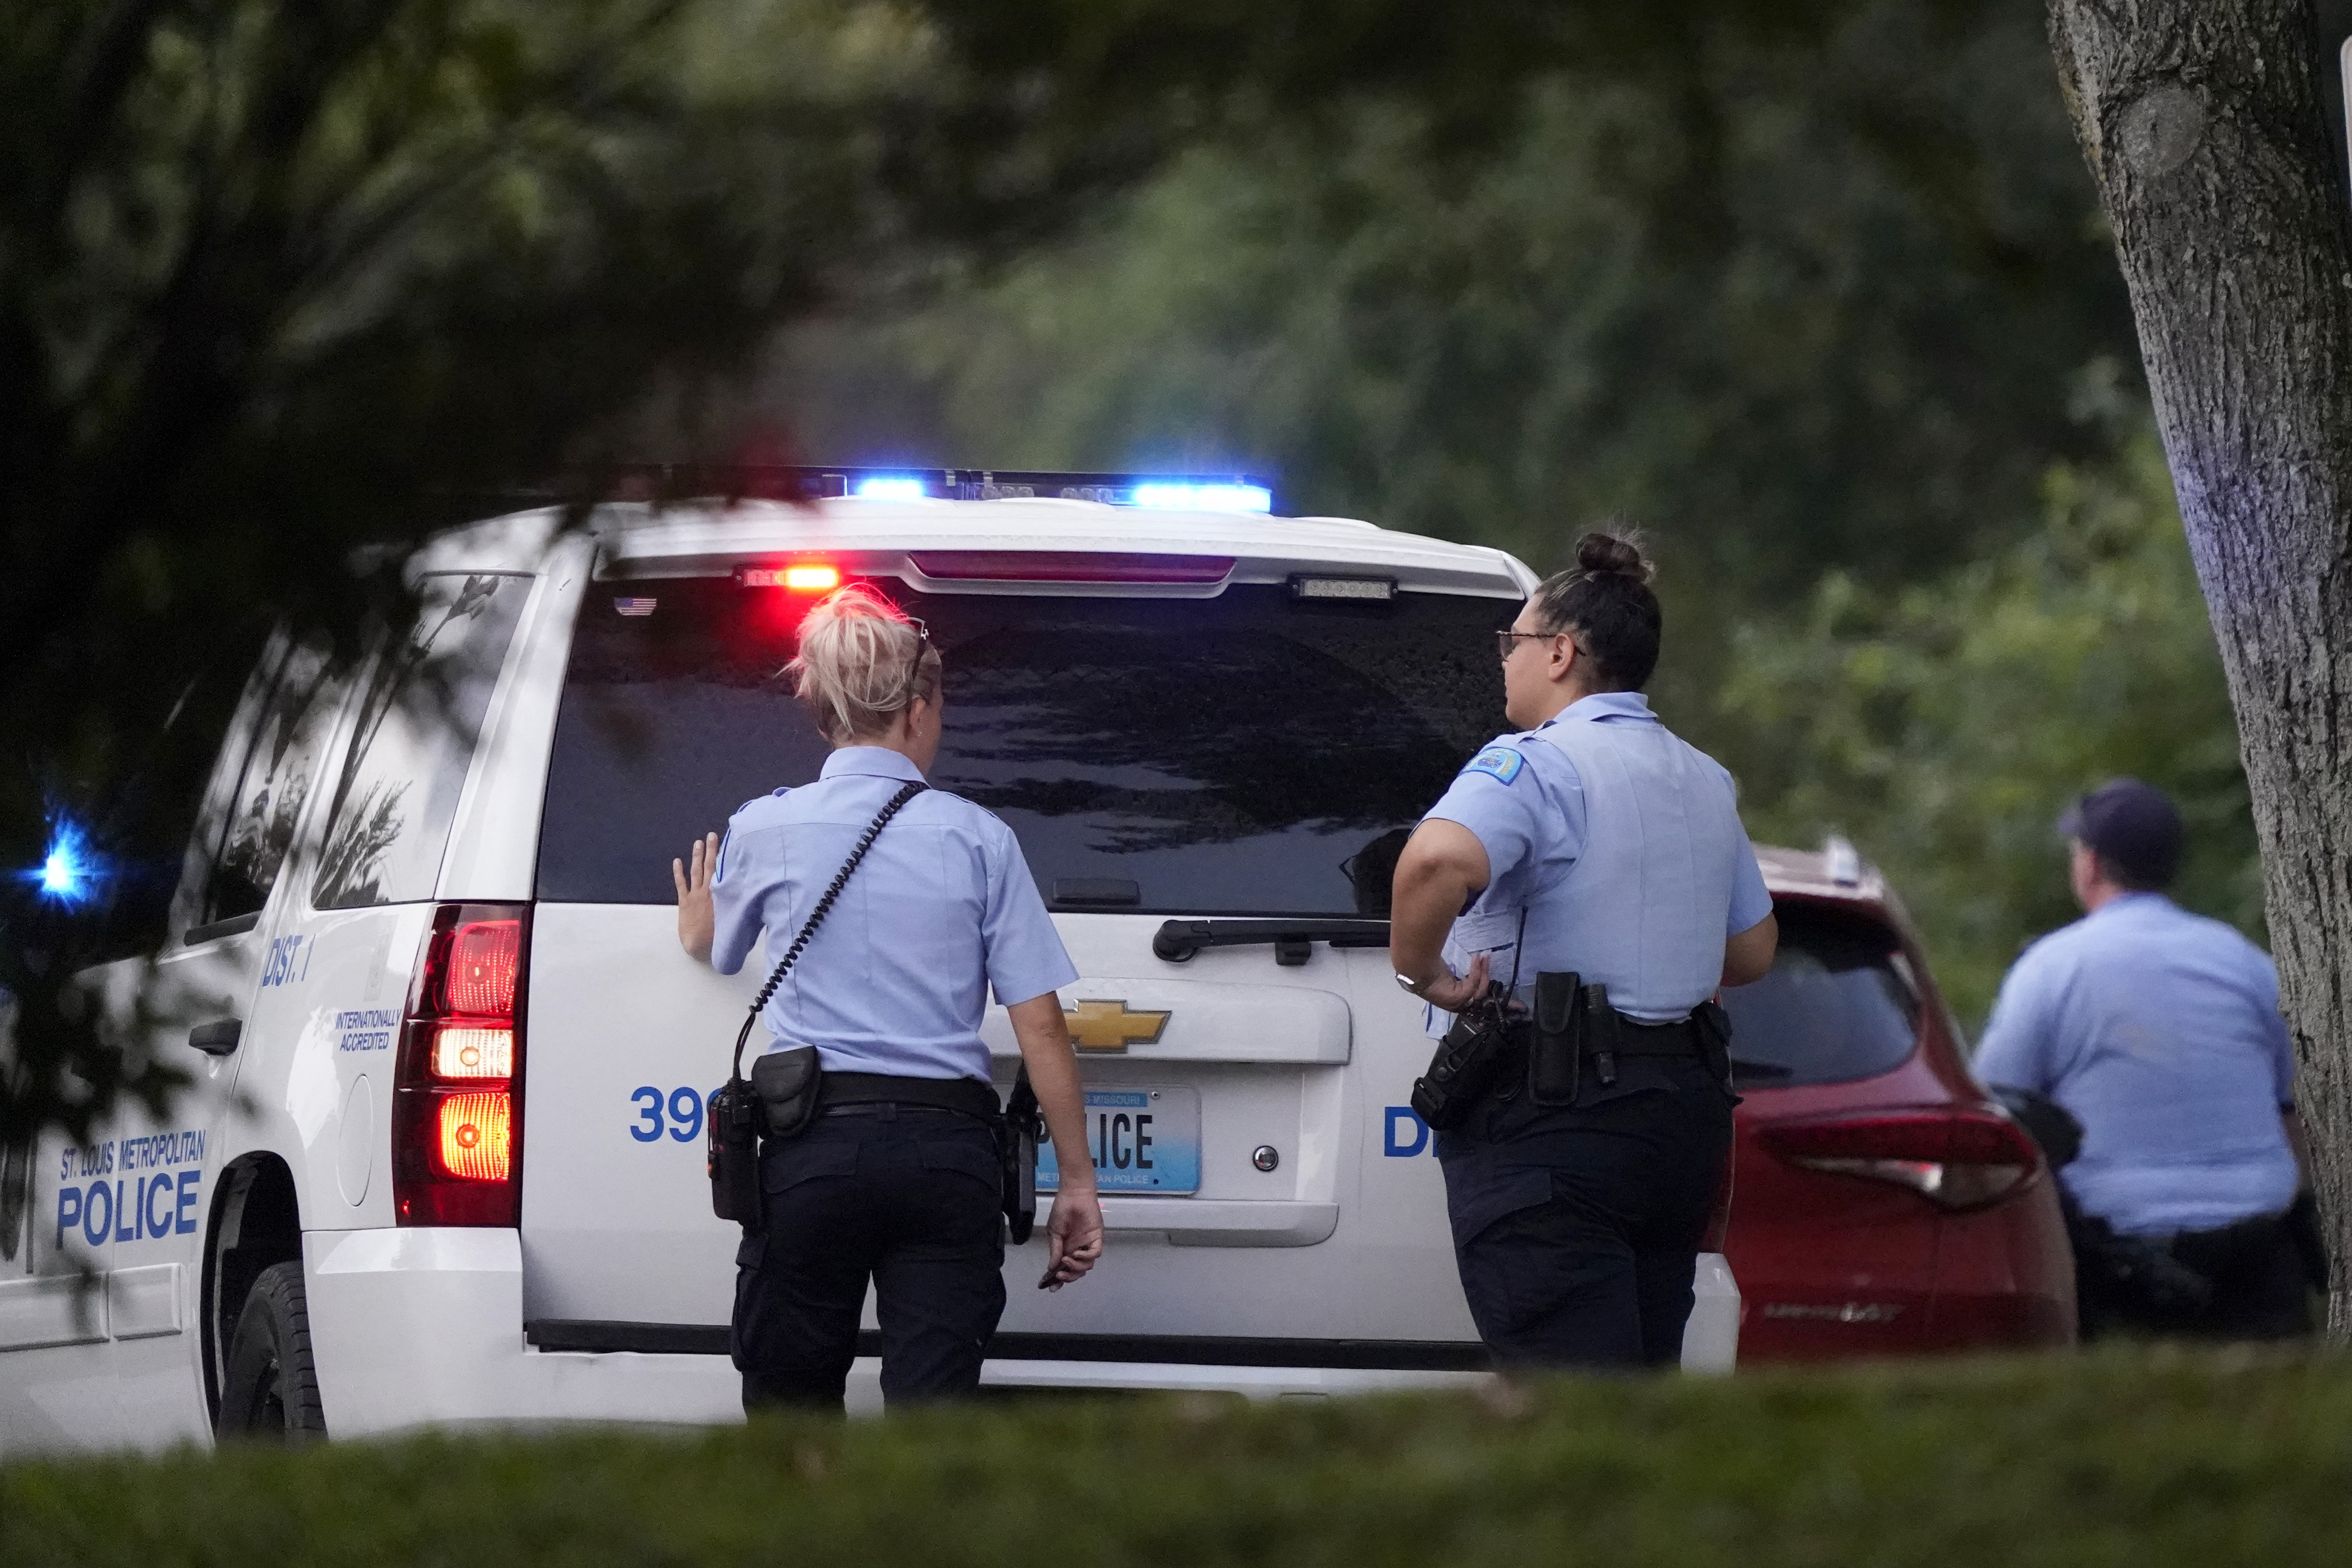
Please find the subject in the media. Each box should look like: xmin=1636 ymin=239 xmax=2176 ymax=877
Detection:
xmin=24 ymin=816 xmax=103 ymax=907
xmin=821 ymin=467 xmax=1275 ymax=511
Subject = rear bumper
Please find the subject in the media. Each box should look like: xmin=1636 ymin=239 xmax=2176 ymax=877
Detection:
xmin=303 ymin=1231 xmax=1739 ymax=1435
xmin=306 ymin=1229 xmax=745 ymax=1435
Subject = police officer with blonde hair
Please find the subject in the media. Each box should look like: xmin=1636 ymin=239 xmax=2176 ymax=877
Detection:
xmin=1390 ymin=532 xmax=1778 ymax=1369
xmin=674 ymin=583 xmax=1104 ymax=1410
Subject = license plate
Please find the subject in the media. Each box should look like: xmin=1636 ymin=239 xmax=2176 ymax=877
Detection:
xmin=1038 ymin=1086 xmax=1200 ymax=1195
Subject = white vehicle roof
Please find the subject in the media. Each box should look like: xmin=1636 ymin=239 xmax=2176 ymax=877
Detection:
xmin=410 ymin=498 xmax=1537 ymax=600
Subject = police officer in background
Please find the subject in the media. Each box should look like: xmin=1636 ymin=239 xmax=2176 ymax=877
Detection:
xmin=1975 ymin=778 xmax=2317 ymax=1340
xmin=675 ymin=585 xmax=1104 ymax=1411
xmin=1389 ymin=533 xmax=1779 ymax=1370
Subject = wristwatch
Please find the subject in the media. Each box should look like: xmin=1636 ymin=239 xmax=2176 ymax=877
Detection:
xmin=1395 ymin=971 xmax=1433 ymax=997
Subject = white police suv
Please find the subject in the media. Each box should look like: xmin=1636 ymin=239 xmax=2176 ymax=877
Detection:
xmin=0 ymin=469 xmax=1737 ymax=1450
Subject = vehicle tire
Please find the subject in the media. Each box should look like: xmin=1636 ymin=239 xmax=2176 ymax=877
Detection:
xmin=217 ymin=1260 xmax=327 ymax=1441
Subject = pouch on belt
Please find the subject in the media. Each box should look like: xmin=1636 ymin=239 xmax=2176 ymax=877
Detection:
xmin=1528 ymin=971 xmax=1583 ymax=1106
xmin=752 ymin=1045 xmax=823 ymax=1139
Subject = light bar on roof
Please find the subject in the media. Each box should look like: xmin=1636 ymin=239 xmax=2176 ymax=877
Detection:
xmin=614 ymin=465 xmax=1276 ymax=511
xmin=1130 ymin=482 xmax=1274 ymax=513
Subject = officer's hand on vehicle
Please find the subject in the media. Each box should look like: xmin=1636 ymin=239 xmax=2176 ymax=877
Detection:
xmin=1417 ymin=951 xmax=1491 ymax=1015
xmin=1041 ymin=1179 xmax=1104 ymax=1290
xmin=673 ymin=831 xmax=719 ymax=961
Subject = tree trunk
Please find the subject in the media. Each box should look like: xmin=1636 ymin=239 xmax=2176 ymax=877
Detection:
xmin=2047 ymin=0 xmax=2352 ymax=1334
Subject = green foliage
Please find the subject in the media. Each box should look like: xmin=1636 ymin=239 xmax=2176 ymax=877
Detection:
xmin=778 ymin=1 xmax=2134 ymax=601
xmin=0 ymin=0 xmax=1177 ymax=1147
xmin=3 ymin=1351 xmax=2351 ymax=1565
xmin=1717 ymin=433 xmax=2262 ymax=1027
xmin=768 ymin=0 xmax=2208 ymax=1027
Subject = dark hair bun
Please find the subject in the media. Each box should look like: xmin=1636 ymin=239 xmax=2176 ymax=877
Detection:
xmin=1574 ymin=532 xmax=1654 ymax=584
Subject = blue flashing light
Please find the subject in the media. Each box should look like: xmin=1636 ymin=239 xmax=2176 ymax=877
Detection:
xmin=1130 ymin=482 xmax=1273 ymax=513
xmin=27 ymin=818 xmax=103 ymax=908
xmin=854 ymin=476 xmax=928 ymax=501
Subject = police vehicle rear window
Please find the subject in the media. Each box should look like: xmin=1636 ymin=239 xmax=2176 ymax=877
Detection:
xmin=1719 ymin=905 xmax=1922 ymax=1088
xmin=537 ymin=579 xmax=1508 ymax=915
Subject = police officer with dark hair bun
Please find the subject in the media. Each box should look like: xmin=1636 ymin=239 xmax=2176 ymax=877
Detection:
xmin=1390 ymin=532 xmax=1779 ymax=1370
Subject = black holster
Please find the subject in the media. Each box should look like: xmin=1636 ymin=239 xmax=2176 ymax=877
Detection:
xmin=998 ymin=1066 xmax=1042 ymax=1244
xmin=706 ymin=1079 xmax=764 ymax=1225
xmin=1693 ymin=999 xmax=1735 ymax=1096
xmin=1411 ymin=989 xmax=1514 ymax=1132
xmin=706 ymin=1046 xmax=824 ymax=1227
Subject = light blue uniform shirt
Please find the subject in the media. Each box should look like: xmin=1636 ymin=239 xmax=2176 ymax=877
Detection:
xmin=1422 ymin=691 xmax=1773 ymax=1027
xmin=1973 ymin=892 xmax=2298 ymax=1236
xmin=710 ymin=746 xmax=1078 ymax=1082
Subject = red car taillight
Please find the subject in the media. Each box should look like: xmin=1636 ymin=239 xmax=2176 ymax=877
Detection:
xmin=394 ymin=904 xmax=528 ymax=1226
xmin=1754 ymin=1107 xmax=2041 ymax=1212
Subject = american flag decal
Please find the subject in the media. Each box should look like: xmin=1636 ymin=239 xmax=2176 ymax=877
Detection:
xmin=614 ymin=597 xmax=657 ymax=617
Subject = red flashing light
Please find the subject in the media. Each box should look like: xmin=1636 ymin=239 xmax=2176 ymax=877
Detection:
xmin=909 ymin=551 xmax=1234 ymax=584
xmin=1756 ymin=1108 xmax=2040 ymax=1211
xmin=396 ymin=903 xmax=528 ymax=1226
xmin=736 ymin=563 xmax=842 ymax=591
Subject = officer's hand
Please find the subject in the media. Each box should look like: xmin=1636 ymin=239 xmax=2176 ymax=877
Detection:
xmin=1040 ymin=1184 xmax=1104 ymax=1290
xmin=1418 ymin=951 xmax=1491 ymax=1014
xmin=673 ymin=832 xmax=719 ymax=962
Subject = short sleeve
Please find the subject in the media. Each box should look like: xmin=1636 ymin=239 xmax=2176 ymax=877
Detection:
xmin=1972 ymin=949 xmax=2059 ymax=1094
xmin=980 ymin=822 xmax=1078 ymax=1006
xmin=1423 ymin=743 xmax=1544 ymax=886
xmin=708 ymin=819 xmax=766 ymax=977
xmin=1726 ymin=834 xmax=1773 ymax=934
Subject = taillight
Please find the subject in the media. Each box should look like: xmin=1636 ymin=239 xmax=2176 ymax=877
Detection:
xmin=1754 ymin=1107 xmax=2041 ymax=1212
xmin=394 ymin=904 xmax=528 ymax=1226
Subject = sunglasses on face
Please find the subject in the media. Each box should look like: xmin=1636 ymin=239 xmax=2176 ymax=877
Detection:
xmin=1494 ymin=627 xmax=1587 ymax=663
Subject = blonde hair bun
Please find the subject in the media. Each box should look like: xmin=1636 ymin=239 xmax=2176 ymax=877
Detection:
xmin=786 ymin=584 xmax=941 ymax=743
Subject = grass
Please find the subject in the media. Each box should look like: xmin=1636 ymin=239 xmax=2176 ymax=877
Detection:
xmin=3 ymin=1347 xmax=2348 ymax=1567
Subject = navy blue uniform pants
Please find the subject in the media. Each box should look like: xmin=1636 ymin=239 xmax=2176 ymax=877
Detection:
xmin=732 ymin=1104 xmax=1006 ymax=1412
xmin=1439 ymin=1061 xmax=1734 ymax=1370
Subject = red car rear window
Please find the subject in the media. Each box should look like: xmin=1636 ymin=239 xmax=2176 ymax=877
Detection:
xmin=1720 ymin=905 xmax=1921 ymax=1088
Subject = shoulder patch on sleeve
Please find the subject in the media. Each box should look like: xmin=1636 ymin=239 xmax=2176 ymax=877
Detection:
xmin=1464 ymin=745 xmax=1526 ymax=785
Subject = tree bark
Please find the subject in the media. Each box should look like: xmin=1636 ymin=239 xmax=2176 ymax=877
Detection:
xmin=2047 ymin=0 xmax=2352 ymax=1334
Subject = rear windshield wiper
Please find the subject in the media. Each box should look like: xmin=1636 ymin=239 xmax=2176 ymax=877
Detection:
xmin=1153 ymin=918 xmax=1391 ymax=966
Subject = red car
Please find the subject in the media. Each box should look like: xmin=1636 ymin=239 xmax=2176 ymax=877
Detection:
xmin=1719 ymin=842 xmax=2076 ymax=1360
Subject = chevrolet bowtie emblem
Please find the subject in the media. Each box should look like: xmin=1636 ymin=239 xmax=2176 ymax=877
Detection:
xmin=1064 ymin=998 xmax=1171 ymax=1052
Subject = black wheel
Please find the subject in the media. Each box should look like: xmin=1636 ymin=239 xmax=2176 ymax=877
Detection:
xmin=217 ymin=1260 xmax=327 ymax=1441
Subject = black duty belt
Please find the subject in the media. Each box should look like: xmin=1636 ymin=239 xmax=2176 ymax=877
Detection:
xmin=1503 ymin=1013 xmax=1702 ymax=1057
xmin=818 ymin=1071 xmax=1001 ymax=1121
xmin=1600 ymin=1015 xmax=1706 ymax=1057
